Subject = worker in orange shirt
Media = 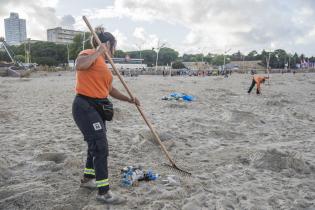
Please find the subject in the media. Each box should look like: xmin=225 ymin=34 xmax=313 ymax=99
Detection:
xmin=72 ymin=28 xmax=139 ymax=204
xmin=247 ymin=75 xmax=269 ymax=94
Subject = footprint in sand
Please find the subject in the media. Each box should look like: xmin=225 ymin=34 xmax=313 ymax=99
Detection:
xmin=211 ymin=129 xmax=245 ymax=140
xmin=137 ymin=129 xmax=173 ymax=143
xmin=230 ymin=110 xmax=260 ymax=124
xmin=36 ymin=152 xmax=67 ymax=164
xmin=0 ymin=157 xmax=12 ymax=182
xmin=244 ymin=149 xmax=313 ymax=174
xmin=292 ymin=112 xmax=314 ymax=122
xmin=0 ymin=93 xmax=8 ymax=99
xmin=0 ymin=111 xmax=12 ymax=122
xmin=113 ymin=107 xmax=132 ymax=121
xmin=265 ymin=98 xmax=294 ymax=107
xmin=135 ymin=129 xmax=175 ymax=151
xmin=166 ymin=103 xmax=188 ymax=109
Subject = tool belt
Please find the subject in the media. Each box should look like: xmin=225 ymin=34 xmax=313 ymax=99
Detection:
xmin=78 ymin=94 xmax=114 ymax=121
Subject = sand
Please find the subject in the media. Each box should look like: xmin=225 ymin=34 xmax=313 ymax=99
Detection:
xmin=0 ymin=72 xmax=314 ymax=210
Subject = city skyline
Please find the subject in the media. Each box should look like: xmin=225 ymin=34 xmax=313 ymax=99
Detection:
xmin=0 ymin=0 xmax=315 ymax=56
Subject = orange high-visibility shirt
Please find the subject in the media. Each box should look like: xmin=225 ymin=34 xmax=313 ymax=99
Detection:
xmin=253 ymin=75 xmax=267 ymax=91
xmin=75 ymin=49 xmax=113 ymax=98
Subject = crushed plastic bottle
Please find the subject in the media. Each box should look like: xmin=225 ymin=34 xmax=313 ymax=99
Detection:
xmin=143 ymin=170 xmax=159 ymax=181
xmin=121 ymin=167 xmax=133 ymax=187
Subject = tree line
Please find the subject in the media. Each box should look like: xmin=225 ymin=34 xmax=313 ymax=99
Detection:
xmin=1 ymin=33 xmax=314 ymax=69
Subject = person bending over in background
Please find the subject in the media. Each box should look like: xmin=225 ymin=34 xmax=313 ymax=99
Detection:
xmin=248 ymin=75 xmax=269 ymax=95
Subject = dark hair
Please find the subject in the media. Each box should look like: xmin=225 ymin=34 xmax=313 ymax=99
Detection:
xmin=91 ymin=29 xmax=116 ymax=53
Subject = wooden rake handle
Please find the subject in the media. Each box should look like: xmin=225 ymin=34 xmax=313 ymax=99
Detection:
xmin=82 ymin=16 xmax=176 ymax=167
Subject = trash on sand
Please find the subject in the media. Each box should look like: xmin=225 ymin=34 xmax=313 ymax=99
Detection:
xmin=162 ymin=175 xmax=180 ymax=186
xmin=121 ymin=166 xmax=159 ymax=187
xmin=162 ymin=92 xmax=195 ymax=102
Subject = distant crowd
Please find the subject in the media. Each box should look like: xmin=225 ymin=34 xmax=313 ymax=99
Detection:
xmin=163 ymin=69 xmax=233 ymax=77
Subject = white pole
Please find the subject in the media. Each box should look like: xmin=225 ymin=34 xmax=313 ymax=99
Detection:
xmin=155 ymin=49 xmax=159 ymax=73
xmin=136 ymin=44 xmax=142 ymax=62
xmin=267 ymin=52 xmax=271 ymax=76
xmin=140 ymin=50 xmax=142 ymax=63
xmin=67 ymin=44 xmax=69 ymax=66
xmin=24 ymin=41 xmax=27 ymax=63
xmin=289 ymin=54 xmax=291 ymax=71
xmin=170 ymin=62 xmax=172 ymax=76
xmin=223 ymin=54 xmax=226 ymax=74
xmin=82 ymin=32 xmax=85 ymax=50
xmin=154 ymin=40 xmax=166 ymax=74
xmin=243 ymin=55 xmax=245 ymax=74
xmin=27 ymin=38 xmax=30 ymax=63
xmin=2 ymin=41 xmax=15 ymax=63
xmin=223 ymin=48 xmax=231 ymax=76
xmin=139 ymin=47 xmax=142 ymax=65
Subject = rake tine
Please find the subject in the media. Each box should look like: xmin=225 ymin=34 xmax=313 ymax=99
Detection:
xmin=162 ymin=163 xmax=192 ymax=177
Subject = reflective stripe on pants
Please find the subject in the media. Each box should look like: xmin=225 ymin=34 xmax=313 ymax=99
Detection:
xmin=96 ymin=179 xmax=109 ymax=188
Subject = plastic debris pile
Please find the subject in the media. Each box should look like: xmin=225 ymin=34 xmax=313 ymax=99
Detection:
xmin=121 ymin=166 xmax=159 ymax=187
xmin=162 ymin=92 xmax=195 ymax=102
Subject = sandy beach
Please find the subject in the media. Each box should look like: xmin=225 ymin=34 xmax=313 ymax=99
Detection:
xmin=0 ymin=72 xmax=314 ymax=210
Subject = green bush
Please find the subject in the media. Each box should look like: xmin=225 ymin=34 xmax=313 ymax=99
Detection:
xmin=172 ymin=61 xmax=185 ymax=69
xmin=35 ymin=57 xmax=58 ymax=66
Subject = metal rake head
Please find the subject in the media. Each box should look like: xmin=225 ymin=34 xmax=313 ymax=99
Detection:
xmin=162 ymin=163 xmax=192 ymax=177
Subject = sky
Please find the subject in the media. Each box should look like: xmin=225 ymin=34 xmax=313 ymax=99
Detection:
xmin=0 ymin=0 xmax=315 ymax=56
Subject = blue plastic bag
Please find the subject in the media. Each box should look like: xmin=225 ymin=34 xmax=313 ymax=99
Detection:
xmin=167 ymin=92 xmax=195 ymax=102
xmin=182 ymin=95 xmax=194 ymax=101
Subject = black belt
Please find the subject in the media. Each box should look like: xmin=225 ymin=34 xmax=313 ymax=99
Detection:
xmin=77 ymin=94 xmax=113 ymax=121
xmin=77 ymin=94 xmax=108 ymax=102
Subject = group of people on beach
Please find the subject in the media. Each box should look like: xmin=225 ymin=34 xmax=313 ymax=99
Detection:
xmin=71 ymin=28 xmax=269 ymax=205
xmin=161 ymin=69 xmax=233 ymax=77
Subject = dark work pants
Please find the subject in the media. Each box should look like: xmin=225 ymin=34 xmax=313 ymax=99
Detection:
xmin=72 ymin=95 xmax=109 ymax=194
xmin=248 ymin=79 xmax=260 ymax=94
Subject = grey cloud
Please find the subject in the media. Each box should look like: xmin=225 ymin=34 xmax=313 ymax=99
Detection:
xmin=1 ymin=0 xmax=59 ymax=24
xmin=60 ymin=15 xmax=75 ymax=29
xmin=119 ymin=0 xmax=315 ymax=53
xmin=0 ymin=0 xmax=26 ymax=16
xmin=0 ymin=0 xmax=71 ymax=40
xmin=28 ymin=6 xmax=59 ymax=28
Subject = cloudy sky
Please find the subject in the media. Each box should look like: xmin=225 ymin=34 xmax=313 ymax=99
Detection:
xmin=1 ymin=0 xmax=315 ymax=55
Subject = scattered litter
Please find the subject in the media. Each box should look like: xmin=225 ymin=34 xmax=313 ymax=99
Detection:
xmin=162 ymin=92 xmax=195 ymax=102
xmin=121 ymin=166 xmax=159 ymax=187
xmin=162 ymin=175 xmax=180 ymax=186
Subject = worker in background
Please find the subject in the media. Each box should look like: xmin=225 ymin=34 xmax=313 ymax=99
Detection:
xmin=248 ymin=75 xmax=269 ymax=94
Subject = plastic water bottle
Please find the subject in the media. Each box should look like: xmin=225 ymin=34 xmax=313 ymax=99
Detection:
xmin=131 ymin=168 xmax=145 ymax=181
xmin=144 ymin=170 xmax=159 ymax=181
xmin=121 ymin=166 xmax=133 ymax=187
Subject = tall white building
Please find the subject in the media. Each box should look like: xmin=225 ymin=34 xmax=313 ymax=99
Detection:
xmin=47 ymin=27 xmax=83 ymax=44
xmin=4 ymin=12 xmax=27 ymax=45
